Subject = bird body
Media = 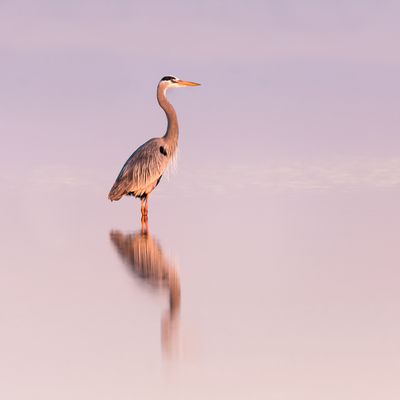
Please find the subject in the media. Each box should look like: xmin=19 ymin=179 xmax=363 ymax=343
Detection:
xmin=108 ymin=76 xmax=200 ymax=217
xmin=108 ymin=137 xmax=170 ymax=200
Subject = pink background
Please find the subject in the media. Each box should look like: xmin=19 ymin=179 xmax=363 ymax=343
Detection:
xmin=1 ymin=1 xmax=399 ymax=399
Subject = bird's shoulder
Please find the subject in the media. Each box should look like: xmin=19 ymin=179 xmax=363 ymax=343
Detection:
xmin=126 ymin=137 xmax=167 ymax=165
xmin=134 ymin=137 xmax=165 ymax=156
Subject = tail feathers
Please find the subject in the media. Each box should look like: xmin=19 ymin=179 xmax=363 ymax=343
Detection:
xmin=108 ymin=181 xmax=127 ymax=201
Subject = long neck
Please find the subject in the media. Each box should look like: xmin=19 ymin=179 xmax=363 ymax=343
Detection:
xmin=157 ymin=85 xmax=179 ymax=154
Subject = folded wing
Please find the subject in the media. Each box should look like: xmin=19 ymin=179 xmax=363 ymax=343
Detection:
xmin=108 ymin=138 xmax=169 ymax=201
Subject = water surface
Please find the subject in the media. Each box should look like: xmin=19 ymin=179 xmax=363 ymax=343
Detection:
xmin=1 ymin=175 xmax=399 ymax=399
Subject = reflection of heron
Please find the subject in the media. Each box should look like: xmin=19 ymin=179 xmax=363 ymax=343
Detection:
xmin=108 ymin=76 xmax=200 ymax=219
xmin=109 ymin=221 xmax=181 ymax=357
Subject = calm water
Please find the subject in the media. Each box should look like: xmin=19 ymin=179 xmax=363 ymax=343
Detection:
xmin=2 ymin=2 xmax=400 ymax=397
xmin=1 ymin=170 xmax=399 ymax=399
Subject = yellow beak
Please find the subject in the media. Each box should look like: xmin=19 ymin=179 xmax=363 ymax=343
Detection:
xmin=177 ymin=80 xmax=201 ymax=87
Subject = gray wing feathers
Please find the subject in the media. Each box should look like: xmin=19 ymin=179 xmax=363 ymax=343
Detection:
xmin=108 ymin=138 xmax=169 ymax=201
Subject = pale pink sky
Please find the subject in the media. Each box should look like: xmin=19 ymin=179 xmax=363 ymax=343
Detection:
xmin=1 ymin=1 xmax=400 ymax=170
xmin=1 ymin=2 xmax=400 ymax=399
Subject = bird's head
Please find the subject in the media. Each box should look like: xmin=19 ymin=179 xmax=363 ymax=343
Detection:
xmin=158 ymin=75 xmax=201 ymax=90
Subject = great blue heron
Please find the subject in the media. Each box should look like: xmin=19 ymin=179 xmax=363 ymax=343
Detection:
xmin=108 ymin=76 xmax=200 ymax=218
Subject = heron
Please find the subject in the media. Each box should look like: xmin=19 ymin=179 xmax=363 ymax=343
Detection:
xmin=108 ymin=75 xmax=200 ymax=218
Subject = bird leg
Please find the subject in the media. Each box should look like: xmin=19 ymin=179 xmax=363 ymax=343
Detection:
xmin=141 ymin=198 xmax=146 ymax=217
xmin=141 ymin=195 xmax=149 ymax=218
xmin=141 ymin=216 xmax=149 ymax=234
xmin=144 ymin=195 xmax=149 ymax=216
